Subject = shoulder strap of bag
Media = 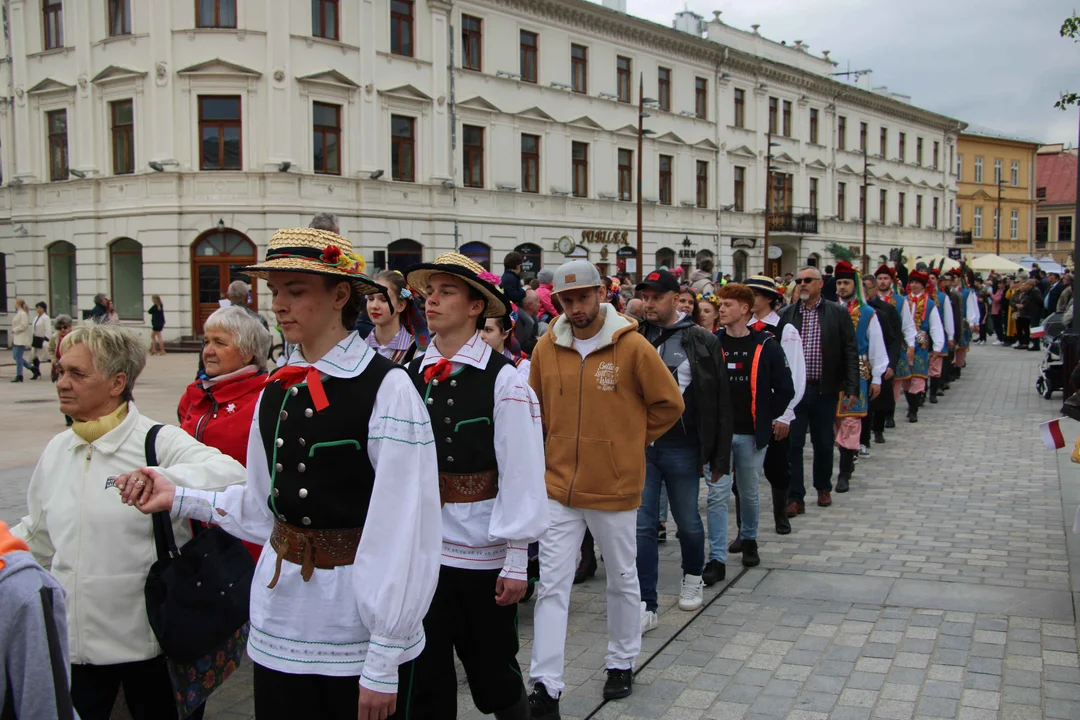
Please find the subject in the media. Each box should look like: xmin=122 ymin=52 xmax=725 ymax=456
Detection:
xmin=144 ymin=425 xmax=178 ymax=562
xmin=39 ymin=587 xmax=75 ymax=720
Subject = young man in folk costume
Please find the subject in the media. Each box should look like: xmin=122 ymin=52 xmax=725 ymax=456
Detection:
xmin=832 ymin=262 xmax=889 ymax=493
xmin=119 ymin=228 xmax=442 ymax=720
xmin=862 ymin=272 xmax=904 ymax=446
xmin=403 ymin=253 xmax=549 ymax=719
xmin=944 ymin=269 xmax=981 ymax=377
xmin=875 ymin=265 xmax=910 ymax=431
xmin=893 ymin=270 xmax=945 ymax=423
xmin=928 ymin=269 xmax=955 ymax=404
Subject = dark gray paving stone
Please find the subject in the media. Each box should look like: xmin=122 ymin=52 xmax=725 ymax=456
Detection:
xmin=916 ymin=695 xmax=958 ymax=718
xmin=844 ymin=672 xmax=885 ymax=691
xmin=752 ymin=570 xmax=893 ymax=605
xmin=790 ymin=692 xmax=838 ymax=713
xmin=886 ymin=579 xmax=1074 ymax=620
xmin=923 ymin=680 xmax=963 ymax=699
xmin=804 ymin=675 xmax=845 ymax=694
xmin=964 ymin=672 xmax=1003 ymax=691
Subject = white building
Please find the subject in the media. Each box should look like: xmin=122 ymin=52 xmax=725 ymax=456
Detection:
xmin=0 ymin=0 xmax=962 ymax=341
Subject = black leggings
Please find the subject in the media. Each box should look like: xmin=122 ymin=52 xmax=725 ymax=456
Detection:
xmin=71 ymin=656 xmax=201 ymax=720
xmin=1016 ymin=317 xmax=1031 ymax=346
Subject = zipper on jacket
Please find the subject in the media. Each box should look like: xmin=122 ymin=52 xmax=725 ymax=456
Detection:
xmin=193 ymin=397 xmax=219 ymax=443
xmin=567 ymin=355 xmax=586 ymax=505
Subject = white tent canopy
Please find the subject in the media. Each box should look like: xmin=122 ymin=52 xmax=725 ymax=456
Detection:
xmin=969 ymin=254 xmax=1024 ymax=273
xmin=1016 ymin=255 xmax=1066 ymax=274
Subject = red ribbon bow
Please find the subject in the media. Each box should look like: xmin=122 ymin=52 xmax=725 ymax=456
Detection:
xmin=266 ymin=365 xmax=329 ymax=413
xmin=423 ymin=358 xmax=452 ymax=385
xmin=751 ymin=320 xmax=767 ymax=332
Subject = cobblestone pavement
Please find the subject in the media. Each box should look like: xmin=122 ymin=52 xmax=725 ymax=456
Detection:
xmin=2 ymin=346 xmax=1078 ymax=720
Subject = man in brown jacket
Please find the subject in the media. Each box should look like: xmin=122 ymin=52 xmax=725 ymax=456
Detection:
xmin=527 ymin=260 xmax=683 ymax=718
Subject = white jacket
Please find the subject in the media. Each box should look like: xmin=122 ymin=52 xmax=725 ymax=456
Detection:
xmin=11 ymin=309 xmax=31 ymax=347
xmin=12 ymin=403 xmax=247 ymax=665
xmin=32 ymin=311 xmax=51 ymax=340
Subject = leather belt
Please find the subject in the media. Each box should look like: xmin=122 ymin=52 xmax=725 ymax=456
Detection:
xmin=439 ymin=470 xmax=499 ymax=506
xmin=267 ymin=519 xmax=363 ymax=589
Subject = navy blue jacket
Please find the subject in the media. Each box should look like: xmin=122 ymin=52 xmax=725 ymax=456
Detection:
xmin=714 ymin=327 xmax=795 ymax=450
xmin=500 ymin=270 xmax=526 ymax=304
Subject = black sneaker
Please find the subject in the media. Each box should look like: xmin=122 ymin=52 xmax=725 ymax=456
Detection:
xmin=528 ymin=683 xmax=561 ymax=720
xmin=602 ymin=668 xmax=633 ymax=700
xmin=573 ymin=552 xmax=597 ymax=585
xmin=657 ymin=522 xmax=667 ymax=542
xmin=728 ymin=537 xmax=744 ymax=554
xmin=741 ymin=539 xmax=760 ymax=567
xmin=702 ymin=559 xmax=726 ymax=586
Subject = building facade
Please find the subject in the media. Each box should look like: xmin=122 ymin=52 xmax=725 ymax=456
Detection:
xmin=955 ymin=128 xmax=1039 ymax=258
xmin=1035 ymin=143 xmax=1078 ymax=264
xmin=0 ymin=0 xmax=962 ymax=340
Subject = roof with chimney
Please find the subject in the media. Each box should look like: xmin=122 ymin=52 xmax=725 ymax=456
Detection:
xmin=1036 ymin=146 xmax=1078 ymax=207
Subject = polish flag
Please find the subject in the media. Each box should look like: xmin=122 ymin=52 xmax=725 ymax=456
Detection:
xmin=1041 ymin=419 xmax=1067 ymax=450
xmin=1031 ymin=326 xmax=1046 ymax=339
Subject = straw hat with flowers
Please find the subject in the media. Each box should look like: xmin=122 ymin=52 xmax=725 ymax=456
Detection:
xmin=405 ymin=252 xmax=508 ymax=318
xmin=242 ymin=227 xmax=385 ymax=296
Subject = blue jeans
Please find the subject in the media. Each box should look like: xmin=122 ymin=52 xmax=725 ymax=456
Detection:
xmin=706 ymin=434 xmax=767 ymax=562
xmin=12 ymin=345 xmax=32 ymax=378
xmin=637 ymin=437 xmax=705 ymax=612
xmin=787 ymin=383 xmax=839 ymax=501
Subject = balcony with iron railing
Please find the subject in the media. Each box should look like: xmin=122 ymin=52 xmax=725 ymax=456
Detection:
xmin=954 ymin=231 xmax=973 ymax=246
xmin=766 ymin=207 xmax=819 ymax=234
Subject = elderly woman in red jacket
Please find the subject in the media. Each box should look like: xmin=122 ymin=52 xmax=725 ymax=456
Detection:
xmin=177 ymin=304 xmax=272 ymax=559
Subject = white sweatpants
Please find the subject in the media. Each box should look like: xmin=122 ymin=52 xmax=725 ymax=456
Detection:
xmin=529 ymin=498 xmax=641 ymax=697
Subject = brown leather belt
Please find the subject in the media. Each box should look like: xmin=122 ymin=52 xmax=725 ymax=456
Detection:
xmin=439 ymin=470 xmax=499 ymax=506
xmin=267 ymin=519 xmax=363 ymax=589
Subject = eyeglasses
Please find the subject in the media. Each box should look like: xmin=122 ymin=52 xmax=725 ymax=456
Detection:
xmin=794 ymin=277 xmax=818 ymax=285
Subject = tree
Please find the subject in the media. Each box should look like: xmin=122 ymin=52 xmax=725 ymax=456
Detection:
xmin=1057 ymin=14 xmax=1080 ymax=109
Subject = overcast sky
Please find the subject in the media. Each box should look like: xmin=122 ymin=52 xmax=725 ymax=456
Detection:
xmin=597 ymin=0 xmax=1079 ymax=145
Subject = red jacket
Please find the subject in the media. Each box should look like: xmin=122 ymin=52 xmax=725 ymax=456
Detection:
xmin=177 ymin=369 xmax=268 ymax=560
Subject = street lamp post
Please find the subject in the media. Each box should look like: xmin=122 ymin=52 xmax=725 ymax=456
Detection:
xmin=995 ymin=177 xmax=1005 ymax=257
xmin=862 ymin=148 xmax=874 ymax=274
xmin=763 ymin=133 xmax=780 ymax=274
xmin=636 ymin=74 xmax=644 ymax=282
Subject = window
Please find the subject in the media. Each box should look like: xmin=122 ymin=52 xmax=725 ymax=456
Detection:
xmin=110 ymin=100 xmax=134 ymax=175
xmin=859 ymin=122 xmax=867 ymax=152
xmin=572 ymin=141 xmax=588 ymax=198
xmin=916 ymin=137 xmax=923 ymax=166
xmin=521 ymin=134 xmax=539 ymax=193
xmin=520 ymin=31 xmax=537 ymax=83
xmin=994 ymin=159 xmax=1002 ymax=185
xmin=955 ymin=204 xmax=961 ymax=231
xmin=391 ymin=115 xmax=415 ymax=182
xmin=109 ymin=238 xmax=143 ymax=320
xmin=618 ymin=149 xmax=632 ymax=201
xmin=657 ymin=67 xmax=671 ymax=111
xmin=696 ymin=160 xmax=708 ymax=209
xmin=932 ymin=141 xmax=939 ymax=170
xmin=770 ymin=173 xmax=793 ymax=212
xmin=809 ymin=177 xmax=818 ymax=213
xmin=312 ymin=0 xmax=338 ymax=40
xmin=950 ymin=146 xmax=954 ymax=174
xmin=312 ymin=102 xmax=341 ymax=175
xmin=733 ymin=166 xmax=745 ymax=212
xmin=733 ymin=88 xmax=745 ymax=128
xmin=196 ymin=0 xmax=236 ymax=28
xmin=898 ymin=132 xmax=906 ymax=161
xmin=47 ymin=109 xmax=68 ymax=181
xmin=915 ymin=195 xmax=922 ymax=227
xmin=782 ymin=100 xmax=791 ymax=137
xmin=388 ymin=238 xmax=422 ymax=272
xmin=768 ymin=97 xmax=778 ymax=135
xmin=1011 ymin=160 xmax=1020 ymax=187
xmin=616 ymin=56 xmax=631 ymax=103
xmin=879 ymin=188 xmax=887 ymax=223
xmin=897 ymin=192 xmax=904 ymax=225
xmin=571 ymin=44 xmax=587 ymax=94
xmin=932 ymin=197 xmax=939 ymax=228
xmin=1035 ymin=217 xmax=1049 ymax=247
xmin=461 ymin=15 xmax=482 ymax=71
xmin=1037 ymin=186 xmax=1047 ymax=200
xmin=0 ymin=254 xmax=6 ymax=312
xmin=974 ymin=156 xmax=983 ymax=183
xmin=463 ymin=125 xmax=484 ymax=188
xmin=108 ymin=0 xmax=130 ymax=37
xmin=837 ymin=182 xmax=846 ymax=219
xmin=838 ymin=116 xmax=847 ymax=150
xmin=695 ymin=78 xmax=707 ymax=119
xmin=47 ymin=241 xmax=77 ymax=317
xmin=658 ymin=155 xmax=672 ymax=205
xmin=1011 ymin=209 xmax=1019 ymax=240
xmin=974 ymin=207 xmax=983 ymax=238
xmin=458 ymin=242 xmax=491 ymax=271
xmin=809 ymin=108 xmax=819 ymax=144
xmin=390 ymin=0 xmax=413 ymax=57
xmin=957 ymin=154 xmax=963 ymax=180
xmin=43 ymin=0 xmax=63 ymax=49
xmin=1061 ymin=216 xmax=1074 ymax=244
xmin=198 ymin=96 xmax=241 ymax=170
xmin=879 ymin=127 xmax=887 ymax=157
xmin=993 ymin=208 xmax=1001 ymax=238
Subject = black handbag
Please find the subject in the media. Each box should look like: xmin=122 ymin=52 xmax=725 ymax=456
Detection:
xmin=31 ymin=335 xmax=45 ymax=349
xmin=142 ymin=425 xmax=256 ymax=662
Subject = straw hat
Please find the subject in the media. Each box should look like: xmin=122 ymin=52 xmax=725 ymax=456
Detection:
xmin=405 ymin=252 xmax=508 ymax=318
xmin=241 ymin=227 xmax=383 ymax=295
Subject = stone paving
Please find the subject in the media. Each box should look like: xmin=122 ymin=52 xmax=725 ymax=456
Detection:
xmin=2 ymin=345 xmax=1079 ymax=719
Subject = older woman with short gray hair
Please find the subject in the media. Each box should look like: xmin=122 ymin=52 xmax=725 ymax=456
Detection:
xmin=12 ymin=321 xmax=245 ymax=719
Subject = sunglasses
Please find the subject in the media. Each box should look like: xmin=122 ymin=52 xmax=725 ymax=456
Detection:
xmin=794 ymin=277 xmax=818 ymax=285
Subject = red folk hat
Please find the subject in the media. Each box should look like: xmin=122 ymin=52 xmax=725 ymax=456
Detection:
xmin=908 ymin=270 xmax=930 ymax=286
xmin=834 ymin=260 xmax=858 ymax=280
xmin=874 ymin=264 xmax=895 ymax=279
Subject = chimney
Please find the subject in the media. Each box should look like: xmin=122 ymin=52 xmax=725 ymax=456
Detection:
xmin=602 ymin=0 xmax=627 ymax=12
xmin=672 ymin=10 xmax=704 ymax=36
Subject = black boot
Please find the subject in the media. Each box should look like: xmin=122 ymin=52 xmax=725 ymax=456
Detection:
xmin=494 ymin=688 xmax=531 ymax=720
xmin=836 ymin=450 xmax=853 ymax=493
xmin=529 ymin=683 xmax=561 ymax=720
xmin=874 ymin=431 xmax=886 ymax=444
xmin=906 ymin=392 xmax=919 ymax=423
xmin=885 ymin=410 xmax=895 ymax=429
xmin=31 ymin=358 xmax=41 ymax=379
xmin=573 ymin=551 xmax=597 ymax=584
xmin=928 ymin=378 xmax=939 ymax=404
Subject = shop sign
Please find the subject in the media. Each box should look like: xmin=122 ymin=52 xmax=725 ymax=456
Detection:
xmin=678 ymin=236 xmax=697 ymax=260
xmin=730 ymin=237 xmax=756 ymax=249
xmin=581 ymin=229 xmax=629 ymax=244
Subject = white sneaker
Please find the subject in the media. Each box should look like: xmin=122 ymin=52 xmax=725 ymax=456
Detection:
xmin=859 ymin=445 xmax=871 ymax=457
xmin=640 ymin=601 xmax=659 ymax=634
xmin=679 ymin=574 xmax=704 ymax=611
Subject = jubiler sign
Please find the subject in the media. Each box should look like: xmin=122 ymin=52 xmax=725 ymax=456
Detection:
xmin=581 ymin=230 xmax=630 ymax=244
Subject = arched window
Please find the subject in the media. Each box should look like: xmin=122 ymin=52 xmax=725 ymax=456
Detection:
xmin=388 ymin=238 xmax=423 ymax=272
xmin=807 ymin=253 xmax=821 ymax=268
xmin=655 ymin=247 xmax=675 ymax=270
xmin=515 ymin=242 xmax=543 ymax=280
xmin=47 ymin=241 xmax=77 ymax=318
xmin=459 ymin=241 xmax=491 ymax=271
xmin=191 ymin=229 xmax=257 ymax=335
xmin=109 ymin=238 xmax=143 ymax=320
xmin=733 ymin=250 xmax=748 ymax=282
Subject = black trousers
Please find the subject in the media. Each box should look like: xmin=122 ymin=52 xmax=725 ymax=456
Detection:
xmin=71 ymin=656 xmax=201 ymax=720
xmin=1016 ymin=317 xmax=1031 ymax=346
xmin=402 ymin=565 xmax=525 ymax=718
xmin=253 ymin=664 xmax=369 ymax=720
xmin=787 ymin=384 xmax=838 ymax=501
xmin=995 ymin=312 xmax=1009 ymax=342
xmin=871 ymin=377 xmax=895 ymax=433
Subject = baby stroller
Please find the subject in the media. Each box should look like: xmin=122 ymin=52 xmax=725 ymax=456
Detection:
xmin=1036 ymin=311 xmax=1067 ymax=399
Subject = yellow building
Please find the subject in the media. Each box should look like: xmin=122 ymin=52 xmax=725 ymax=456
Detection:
xmin=955 ymin=128 xmax=1039 ymax=257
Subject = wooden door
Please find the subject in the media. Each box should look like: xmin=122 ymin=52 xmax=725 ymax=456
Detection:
xmin=190 ymin=229 xmax=257 ymax=336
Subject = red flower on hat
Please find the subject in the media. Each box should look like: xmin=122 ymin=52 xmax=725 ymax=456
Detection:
xmin=321 ymin=245 xmax=342 ymax=265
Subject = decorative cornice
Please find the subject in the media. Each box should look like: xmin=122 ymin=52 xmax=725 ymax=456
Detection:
xmin=91 ymin=66 xmax=147 ymax=85
xmin=177 ymin=58 xmax=262 ymax=77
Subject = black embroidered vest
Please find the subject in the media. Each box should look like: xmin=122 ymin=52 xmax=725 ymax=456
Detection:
xmin=259 ymin=354 xmax=396 ymax=530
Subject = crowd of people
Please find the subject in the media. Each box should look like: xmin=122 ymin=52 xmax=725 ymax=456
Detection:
xmin=0 ymin=220 xmax=1022 ymax=720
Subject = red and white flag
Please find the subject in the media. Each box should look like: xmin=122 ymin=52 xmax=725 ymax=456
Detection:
xmin=1041 ymin=418 xmax=1067 ymax=450
xmin=1031 ymin=325 xmax=1046 ymax=339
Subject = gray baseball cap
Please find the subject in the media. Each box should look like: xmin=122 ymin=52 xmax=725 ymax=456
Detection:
xmin=552 ymin=260 xmax=602 ymax=294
